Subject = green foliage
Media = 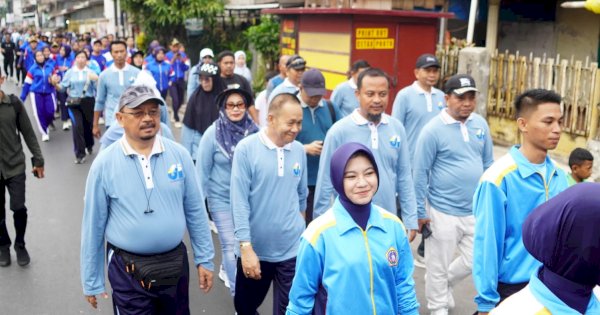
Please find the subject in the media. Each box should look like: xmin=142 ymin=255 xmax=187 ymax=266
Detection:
xmin=121 ymin=0 xmax=224 ymax=46
xmin=244 ymin=15 xmax=280 ymax=71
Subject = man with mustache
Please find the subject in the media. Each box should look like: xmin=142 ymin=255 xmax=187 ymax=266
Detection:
xmin=81 ymin=85 xmax=214 ymax=314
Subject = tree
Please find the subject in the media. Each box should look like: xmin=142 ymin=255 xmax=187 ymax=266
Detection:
xmin=121 ymin=0 xmax=224 ymax=48
xmin=244 ymin=15 xmax=280 ymax=71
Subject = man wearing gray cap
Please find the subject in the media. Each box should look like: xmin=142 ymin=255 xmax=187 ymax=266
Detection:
xmin=295 ymin=68 xmax=341 ymax=225
xmin=268 ymin=55 xmax=306 ymax=104
xmin=80 ymin=85 xmax=215 ymax=314
xmin=413 ymin=74 xmax=493 ymax=315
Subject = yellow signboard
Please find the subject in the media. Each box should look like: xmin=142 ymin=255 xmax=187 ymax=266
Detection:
xmin=356 ymin=38 xmax=395 ymax=50
xmin=356 ymin=28 xmax=388 ymax=38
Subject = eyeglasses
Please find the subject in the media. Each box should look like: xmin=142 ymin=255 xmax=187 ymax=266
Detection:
xmin=225 ymin=102 xmax=246 ymax=110
xmin=120 ymin=110 xmax=160 ymax=119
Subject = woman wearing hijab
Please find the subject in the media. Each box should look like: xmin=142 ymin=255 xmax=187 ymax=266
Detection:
xmin=52 ymin=50 xmax=98 ymax=164
xmin=491 ymin=183 xmax=600 ymax=315
xmin=130 ymin=50 xmax=144 ymax=70
xmin=234 ymin=50 xmax=252 ymax=83
xmin=20 ymin=50 xmax=59 ymax=142
xmin=56 ymin=44 xmax=73 ymax=130
xmin=286 ymin=142 xmax=419 ymax=315
xmin=196 ymin=88 xmax=258 ymax=297
xmin=181 ymin=61 xmax=225 ymax=160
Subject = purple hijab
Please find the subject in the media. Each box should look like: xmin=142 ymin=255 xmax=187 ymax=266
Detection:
xmin=330 ymin=142 xmax=379 ymax=230
xmin=523 ymin=182 xmax=600 ymax=313
xmin=214 ymin=88 xmax=258 ymax=160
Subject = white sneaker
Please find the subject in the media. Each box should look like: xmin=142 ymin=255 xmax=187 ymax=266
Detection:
xmin=62 ymin=121 xmax=71 ymax=130
xmin=98 ymin=117 xmax=105 ymax=125
xmin=209 ymin=220 xmax=218 ymax=234
xmin=219 ymin=264 xmax=230 ymax=288
xmin=174 ymin=121 xmax=183 ymax=129
xmin=41 ymin=134 xmax=50 ymax=142
xmin=413 ymin=254 xmax=426 ymax=269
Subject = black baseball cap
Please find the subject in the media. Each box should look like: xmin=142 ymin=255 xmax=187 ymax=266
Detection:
xmin=301 ymin=69 xmax=326 ymax=97
xmin=286 ymin=55 xmax=306 ymax=70
xmin=444 ymin=74 xmax=478 ymax=95
xmin=416 ymin=54 xmax=440 ymax=69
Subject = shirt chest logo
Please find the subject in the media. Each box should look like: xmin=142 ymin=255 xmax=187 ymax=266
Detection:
xmin=475 ymin=128 xmax=485 ymax=140
xmin=292 ymin=162 xmax=301 ymax=177
xmin=437 ymin=101 xmax=444 ymax=110
xmin=389 ymin=135 xmax=401 ymax=148
xmin=386 ymin=247 xmax=399 ymax=266
xmin=167 ymin=163 xmax=184 ymax=181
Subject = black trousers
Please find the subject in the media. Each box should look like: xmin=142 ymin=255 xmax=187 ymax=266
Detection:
xmin=57 ymin=90 xmax=69 ymax=121
xmin=169 ymin=78 xmax=186 ymax=122
xmin=67 ymin=97 xmax=95 ymax=159
xmin=0 ymin=173 xmax=27 ymax=248
xmin=234 ymin=257 xmax=296 ymax=315
xmin=305 ymin=185 xmax=316 ymax=225
xmin=3 ymin=57 xmax=14 ymax=78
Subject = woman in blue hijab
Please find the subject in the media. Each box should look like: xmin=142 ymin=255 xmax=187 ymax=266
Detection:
xmin=196 ymin=88 xmax=258 ymax=298
xmin=286 ymin=142 xmax=419 ymax=315
xmin=491 ymin=183 xmax=600 ymax=314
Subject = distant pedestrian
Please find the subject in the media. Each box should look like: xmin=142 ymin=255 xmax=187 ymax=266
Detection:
xmin=566 ymin=147 xmax=593 ymax=186
xmin=0 ymin=75 xmax=45 ymax=267
xmin=81 ymin=85 xmax=214 ymax=313
xmin=234 ymin=50 xmax=252 ymax=83
xmin=330 ymin=59 xmax=370 ymax=117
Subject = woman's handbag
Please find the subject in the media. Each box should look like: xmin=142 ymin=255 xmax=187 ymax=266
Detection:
xmin=66 ymin=70 xmax=91 ymax=106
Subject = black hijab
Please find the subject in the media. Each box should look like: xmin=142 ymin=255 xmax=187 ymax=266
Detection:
xmin=183 ymin=62 xmax=225 ymax=134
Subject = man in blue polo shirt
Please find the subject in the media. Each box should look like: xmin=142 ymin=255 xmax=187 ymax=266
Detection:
xmin=314 ymin=68 xmax=418 ymax=240
xmin=81 ymin=85 xmax=214 ymax=313
xmin=413 ymin=74 xmax=494 ymax=315
xmin=472 ymin=89 xmax=568 ymax=314
xmin=231 ymin=93 xmax=308 ymax=315
xmin=296 ymin=69 xmax=341 ymax=225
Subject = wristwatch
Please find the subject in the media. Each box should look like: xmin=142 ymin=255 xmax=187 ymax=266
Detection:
xmin=240 ymin=241 xmax=252 ymax=248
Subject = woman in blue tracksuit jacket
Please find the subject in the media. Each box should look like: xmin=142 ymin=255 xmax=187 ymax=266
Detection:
xmin=491 ymin=183 xmax=600 ymax=315
xmin=55 ymin=44 xmax=74 ymax=127
xmin=20 ymin=50 xmax=58 ymax=141
xmin=145 ymin=46 xmax=174 ymax=99
xmin=286 ymin=142 xmax=419 ymax=315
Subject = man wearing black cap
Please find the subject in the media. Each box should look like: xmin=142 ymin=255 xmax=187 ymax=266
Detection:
xmin=413 ymin=74 xmax=494 ymax=315
xmin=81 ymin=85 xmax=215 ymax=313
xmin=268 ymin=54 xmax=306 ymax=104
xmin=216 ymin=50 xmax=257 ymax=122
xmin=391 ymin=53 xmax=446 ymax=268
xmin=295 ymin=69 xmax=341 ymax=225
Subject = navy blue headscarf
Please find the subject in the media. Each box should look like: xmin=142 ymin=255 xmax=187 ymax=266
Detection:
xmin=330 ymin=142 xmax=379 ymax=230
xmin=523 ymin=182 xmax=600 ymax=313
xmin=214 ymin=88 xmax=258 ymax=161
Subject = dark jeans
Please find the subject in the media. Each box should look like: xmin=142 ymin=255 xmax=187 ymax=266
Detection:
xmin=108 ymin=243 xmax=190 ymax=315
xmin=3 ymin=57 xmax=14 ymax=77
xmin=169 ymin=78 xmax=185 ymax=122
xmin=234 ymin=257 xmax=296 ymax=315
xmin=67 ymin=97 xmax=95 ymax=159
xmin=305 ymin=185 xmax=316 ymax=225
xmin=0 ymin=173 xmax=27 ymax=248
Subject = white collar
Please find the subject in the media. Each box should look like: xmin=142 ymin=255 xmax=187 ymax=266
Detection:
xmin=440 ymin=108 xmax=474 ymax=125
xmin=412 ymin=81 xmax=438 ymax=95
xmin=258 ymin=129 xmax=292 ymax=151
xmin=298 ymin=95 xmax=324 ymax=109
xmin=120 ymin=134 xmax=165 ymax=157
xmin=348 ymin=77 xmax=357 ymax=90
xmin=282 ymin=78 xmax=298 ymax=88
xmin=350 ymin=108 xmax=389 ymax=126
xmin=110 ymin=63 xmax=130 ymax=72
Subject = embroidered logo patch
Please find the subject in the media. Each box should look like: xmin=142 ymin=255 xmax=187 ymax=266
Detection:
xmin=386 ymin=247 xmax=399 ymax=266
xmin=475 ymin=128 xmax=485 ymax=140
xmin=292 ymin=162 xmax=301 ymax=177
xmin=167 ymin=163 xmax=184 ymax=180
xmin=389 ymin=135 xmax=401 ymax=148
xmin=437 ymin=101 xmax=444 ymax=110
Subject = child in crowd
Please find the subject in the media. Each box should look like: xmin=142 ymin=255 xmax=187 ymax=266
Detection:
xmin=567 ymin=147 xmax=594 ymax=185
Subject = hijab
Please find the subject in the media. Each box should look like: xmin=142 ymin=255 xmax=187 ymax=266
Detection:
xmin=330 ymin=143 xmax=379 ymax=230
xmin=183 ymin=62 xmax=225 ymax=134
xmin=523 ymin=183 xmax=600 ymax=313
xmin=234 ymin=50 xmax=252 ymax=82
xmin=214 ymin=88 xmax=258 ymax=160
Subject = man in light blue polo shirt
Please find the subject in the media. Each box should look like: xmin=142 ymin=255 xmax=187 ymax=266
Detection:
xmin=231 ymin=93 xmax=308 ymax=315
xmin=268 ymin=55 xmax=305 ymax=104
xmin=413 ymin=74 xmax=494 ymax=315
xmin=314 ymin=68 xmax=418 ymax=241
xmin=93 ymin=40 xmax=140 ymax=138
xmin=81 ymin=85 xmax=214 ymax=313
xmin=330 ymin=59 xmax=370 ymax=117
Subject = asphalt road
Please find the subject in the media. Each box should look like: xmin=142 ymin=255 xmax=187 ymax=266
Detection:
xmin=0 ymin=69 xmax=479 ymax=315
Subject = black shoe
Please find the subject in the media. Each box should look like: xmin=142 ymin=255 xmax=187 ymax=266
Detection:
xmin=14 ymin=244 xmax=30 ymax=266
xmin=0 ymin=247 xmax=10 ymax=267
xmin=86 ymin=147 xmax=93 ymax=155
